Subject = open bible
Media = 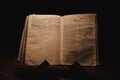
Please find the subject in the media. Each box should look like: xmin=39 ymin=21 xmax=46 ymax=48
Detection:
xmin=18 ymin=13 xmax=99 ymax=66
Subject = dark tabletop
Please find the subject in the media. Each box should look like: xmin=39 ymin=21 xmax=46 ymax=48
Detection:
xmin=0 ymin=55 xmax=119 ymax=80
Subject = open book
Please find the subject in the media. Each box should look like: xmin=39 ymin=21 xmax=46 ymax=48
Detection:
xmin=18 ymin=13 xmax=99 ymax=66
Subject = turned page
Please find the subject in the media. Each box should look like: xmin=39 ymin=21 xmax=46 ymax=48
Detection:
xmin=61 ymin=14 xmax=98 ymax=66
xmin=18 ymin=16 xmax=29 ymax=63
xmin=25 ymin=15 xmax=61 ymax=65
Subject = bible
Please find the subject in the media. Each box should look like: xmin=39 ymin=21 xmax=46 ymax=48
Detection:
xmin=18 ymin=13 xmax=99 ymax=66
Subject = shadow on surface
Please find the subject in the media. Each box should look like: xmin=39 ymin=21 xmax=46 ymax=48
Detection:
xmin=15 ymin=61 xmax=90 ymax=80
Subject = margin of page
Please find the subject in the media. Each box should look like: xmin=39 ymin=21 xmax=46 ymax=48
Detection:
xmin=95 ymin=15 xmax=100 ymax=65
xmin=62 ymin=13 xmax=97 ymax=17
xmin=28 ymin=14 xmax=61 ymax=17
xmin=24 ymin=15 xmax=33 ymax=65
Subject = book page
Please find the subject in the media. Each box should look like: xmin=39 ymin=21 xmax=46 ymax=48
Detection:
xmin=18 ymin=16 xmax=29 ymax=63
xmin=61 ymin=14 xmax=98 ymax=66
xmin=25 ymin=15 xmax=61 ymax=65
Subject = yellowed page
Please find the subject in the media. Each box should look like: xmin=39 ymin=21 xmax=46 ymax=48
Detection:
xmin=61 ymin=14 xmax=98 ymax=66
xmin=25 ymin=15 xmax=61 ymax=65
xmin=18 ymin=16 xmax=29 ymax=63
xmin=60 ymin=17 xmax=63 ymax=64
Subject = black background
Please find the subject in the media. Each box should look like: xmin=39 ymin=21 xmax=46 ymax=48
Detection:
xmin=0 ymin=0 xmax=120 ymax=66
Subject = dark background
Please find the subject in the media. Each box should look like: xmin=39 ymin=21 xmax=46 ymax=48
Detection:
xmin=0 ymin=0 xmax=119 ymax=66
xmin=0 ymin=0 xmax=120 ymax=80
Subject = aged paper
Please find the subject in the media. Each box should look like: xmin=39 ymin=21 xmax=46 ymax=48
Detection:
xmin=18 ymin=16 xmax=29 ymax=63
xmin=18 ymin=14 xmax=99 ymax=66
xmin=25 ymin=15 xmax=61 ymax=65
xmin=61 ymin=14 xmax=98 ymax=66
